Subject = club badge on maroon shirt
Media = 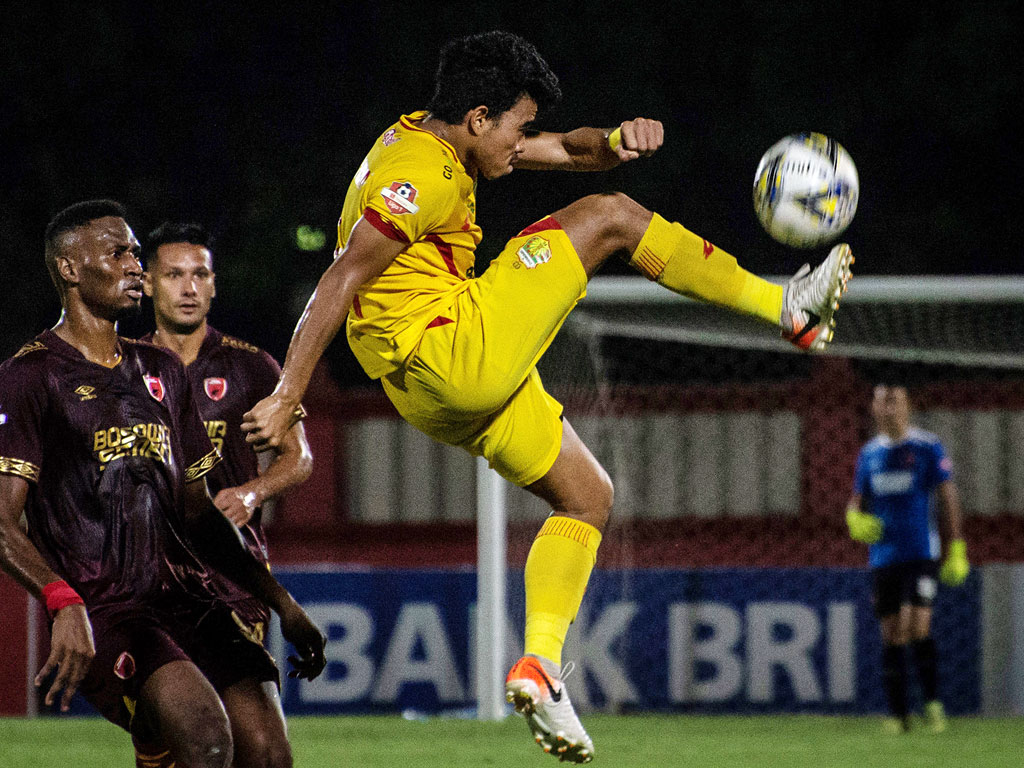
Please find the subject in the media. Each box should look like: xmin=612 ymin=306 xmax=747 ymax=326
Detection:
xmin=203 ymin=377 xmax=227 ymax=401
xmin=143 ymin=374 xmax=165 ymax=402
xmin=114 ymin=651 xmax=136 ymax=680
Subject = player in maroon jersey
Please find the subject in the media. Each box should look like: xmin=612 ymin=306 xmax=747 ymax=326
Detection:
xmin=140 ymin=221 xmax=313 ymax=763
xmin=0 ymin=200 xmax=324 ymax=768
xmin=141 ymin=222 xmax=312 ymax=617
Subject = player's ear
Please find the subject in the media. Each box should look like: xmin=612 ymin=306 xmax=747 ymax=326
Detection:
xmin=210 ymin=271 xmax=216 ymax=299
xmin=466 ymin=105 xmax=490 ymax=137
xmin=56 ymin=253 xmax=78 ymax=287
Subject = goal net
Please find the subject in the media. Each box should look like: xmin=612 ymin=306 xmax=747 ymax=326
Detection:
xmin=494 ymin=274 xmax=1024 ymax=714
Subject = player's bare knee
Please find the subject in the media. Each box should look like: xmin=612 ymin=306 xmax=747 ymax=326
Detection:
xmin=179 ymin=713 xmax=233 ymax=768
xmin=560 ymin=192 xmax=648 ymax=262
xmin=584 ymin=192 xmax=644 ymax=245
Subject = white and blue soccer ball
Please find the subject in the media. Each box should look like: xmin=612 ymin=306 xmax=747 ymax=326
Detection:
xmin=753 ymin=132 xmax=859 ymax=248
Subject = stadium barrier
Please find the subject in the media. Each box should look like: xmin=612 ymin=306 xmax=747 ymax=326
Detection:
xmin=6 ymin=563 xmax=1024 ymax=717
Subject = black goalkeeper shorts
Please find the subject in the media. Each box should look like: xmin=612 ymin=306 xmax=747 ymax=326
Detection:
xmin=872 ymin=559 xmax=940 ymax=618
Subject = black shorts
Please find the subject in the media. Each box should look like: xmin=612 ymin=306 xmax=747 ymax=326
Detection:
xmin=77 ymin=597 xmax=279 ymax=732
xmin=872 ymin=559 xmax=940 ymax=618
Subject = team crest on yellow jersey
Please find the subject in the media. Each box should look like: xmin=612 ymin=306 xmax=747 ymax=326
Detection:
xmin=517 ymin=235 xmax=553 ymax=269
xmin=381 ymin=181 xmax=419 ymax=215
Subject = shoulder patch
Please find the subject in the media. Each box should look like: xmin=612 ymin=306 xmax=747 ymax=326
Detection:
xmin=221 ymin=336 xmax=261 ymax=354
xmin=381 ymin=181 xmax=420 ymax=215
xmin=14 ymin=341 xmax=46 ymax=359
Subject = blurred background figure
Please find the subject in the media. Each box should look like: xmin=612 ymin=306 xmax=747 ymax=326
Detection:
xmin=846 ymin=384 xmax=970 ymax=733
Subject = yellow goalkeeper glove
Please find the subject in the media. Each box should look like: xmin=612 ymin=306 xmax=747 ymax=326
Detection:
xmin=846 ymin=507 xmax=883 ymax=544
xmin=939 ymin=539 xmax=970 ymax=586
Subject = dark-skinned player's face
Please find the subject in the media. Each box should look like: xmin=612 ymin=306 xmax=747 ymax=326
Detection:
xmin=63 ymin=216 xmax=143 ymax=321
xmin=143 ymin=242 xmax=216 ymax=335
xmin=475 ymin=95 xmax=537 ymax=180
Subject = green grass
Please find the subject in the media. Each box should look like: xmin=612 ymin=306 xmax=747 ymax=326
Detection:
xmin=0 ymin=713 xmax=1018 ymax=767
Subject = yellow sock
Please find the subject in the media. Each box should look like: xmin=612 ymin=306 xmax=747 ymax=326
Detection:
xmin=523 ymin=516 xmax=602 ymax=667
xmin=630 ymin=213 xmax=783 ymax=326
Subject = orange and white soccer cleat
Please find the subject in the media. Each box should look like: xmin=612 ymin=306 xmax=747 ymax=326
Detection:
xmin=781 ymin=243 xmax=854 ymax=351
xmin=505 ymin=656 xmax=594 ymax=764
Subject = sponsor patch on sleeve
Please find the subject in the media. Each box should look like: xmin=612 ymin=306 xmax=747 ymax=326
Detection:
xmin=380 ymin=181 xmax=420 ymax=215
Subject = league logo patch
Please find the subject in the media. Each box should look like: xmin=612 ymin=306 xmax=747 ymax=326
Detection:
xmin=517 ymin=235 xmax=553 ymax=269
xmin=0 ymin=413 xmax=6 ymax=426
xmin=143 ymin=374 xmax=165 ymax=403
xmin=204 ymin=377 xmax=228 ymax=401
xmin=381 ymin=129 xmax=400 ymax=147
xmin=114 ymin=651 xmax=136 ymax=680
xmin=381 ymin=181 xmax=420 ymax=215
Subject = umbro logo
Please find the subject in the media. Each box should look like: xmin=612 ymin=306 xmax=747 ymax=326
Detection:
xmin=75 ymin=385 xmax=97 ymax=401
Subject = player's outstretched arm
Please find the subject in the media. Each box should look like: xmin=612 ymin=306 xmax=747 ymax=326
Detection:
xmin=215 ymin=422 xmax=312 ymax=526
xmin=515 ymin=118 xmax=664 ymax=171
xmin=242 ymin=219 xmax=407 ymax=452
xmin=183 ymin=478 xmax=326 ymax=679
xmin=0 ymin=475 xmax=95 ymax=711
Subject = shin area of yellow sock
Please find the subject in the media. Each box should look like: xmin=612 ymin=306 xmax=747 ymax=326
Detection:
xmin=630 ymin=213 xmax=783 ymax=326
xmin=523 ymin=516 xmax=603 ymax=667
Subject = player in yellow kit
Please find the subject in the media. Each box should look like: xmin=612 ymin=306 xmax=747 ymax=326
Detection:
xmin=243 ymin=31 xmax=853 ymax=763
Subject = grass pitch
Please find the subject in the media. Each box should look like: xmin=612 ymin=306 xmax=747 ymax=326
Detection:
xmin=0 ymin=713 xmax=1017 ymax=767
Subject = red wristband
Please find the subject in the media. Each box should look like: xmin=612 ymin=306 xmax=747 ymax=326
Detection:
xmin=42 ymin=580 xmax=84 ymax=619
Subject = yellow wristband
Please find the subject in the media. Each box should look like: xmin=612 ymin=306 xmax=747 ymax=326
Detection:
xmin=608 ymin=127 xmax=622 ymax=151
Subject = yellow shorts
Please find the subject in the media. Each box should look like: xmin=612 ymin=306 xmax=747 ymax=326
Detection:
xmin=381 ymin=218 xmax=587 ymax=486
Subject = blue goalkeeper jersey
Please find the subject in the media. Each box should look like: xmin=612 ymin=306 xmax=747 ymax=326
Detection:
xmin=853 ymin=427 xmax=953 ymax=569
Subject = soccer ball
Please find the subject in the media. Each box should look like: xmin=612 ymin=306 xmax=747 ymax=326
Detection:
xmin=753 ymin=133 xmax=859 ymax=248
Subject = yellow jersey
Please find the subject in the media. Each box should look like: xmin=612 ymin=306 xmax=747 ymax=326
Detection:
xmin=339 ymin=111 xmax=483 ymax=379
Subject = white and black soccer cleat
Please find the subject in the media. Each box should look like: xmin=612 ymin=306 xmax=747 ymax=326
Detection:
xmin=506 ymin=656 xmax=594 ymax=764
xmin=781 ymin=243 xmax=854 ymax=351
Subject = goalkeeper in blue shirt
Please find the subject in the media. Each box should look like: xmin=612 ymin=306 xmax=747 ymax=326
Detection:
xmin=847 ymin=384 xmax=969 ymax=733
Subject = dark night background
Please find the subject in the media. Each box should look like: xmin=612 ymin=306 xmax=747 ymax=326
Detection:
xmin=2 ymin=2 xmax=1020 ymax=385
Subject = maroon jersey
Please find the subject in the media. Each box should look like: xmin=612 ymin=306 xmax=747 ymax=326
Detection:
xmin=0 ymin=331 xmax=221 ymax=611
xmin=141 ymin=326 xmax=280 ymax=567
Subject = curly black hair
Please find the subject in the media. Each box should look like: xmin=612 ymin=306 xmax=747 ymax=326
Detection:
xmin=426 ymin=31 xmax=561 ymax=124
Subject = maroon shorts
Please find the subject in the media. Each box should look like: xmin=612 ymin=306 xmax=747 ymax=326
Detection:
xmin=77 ymin=598 xmax=279 ymax=732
